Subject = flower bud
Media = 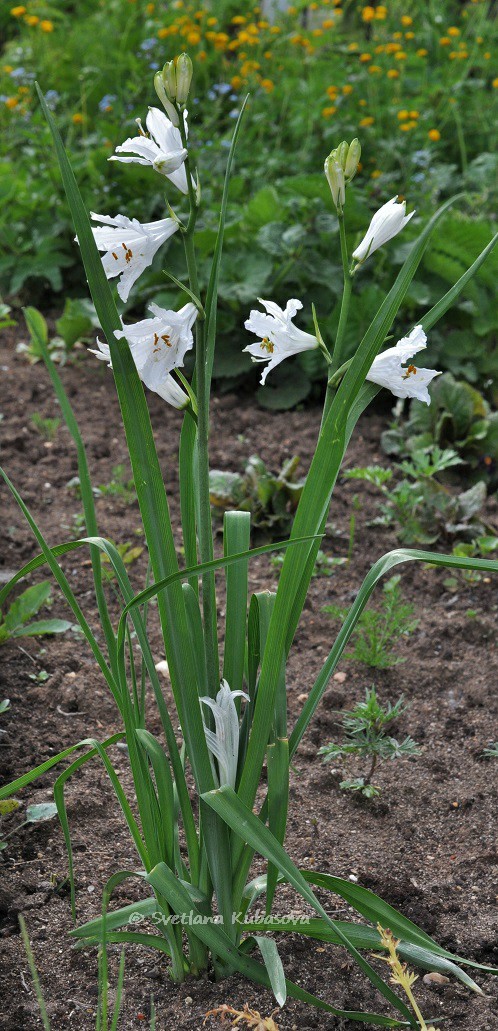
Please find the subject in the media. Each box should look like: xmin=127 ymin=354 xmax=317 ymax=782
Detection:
xmin=334 ymin=141 xmax=349 ymax=170
xmin=324 ymin=154 xmax=345 ymax=211
xmin=154 ymin=71 xmax=180 ymax=125
xmin=344 ymin=138 xmax=361 ymax=182
xmin=175 ymin=53 xmax=193 ymax=105
xmin=161 ymin=60 xmax=177 ymax=101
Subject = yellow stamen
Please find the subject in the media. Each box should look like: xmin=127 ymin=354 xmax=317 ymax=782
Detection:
xmin=260 ymin=336 xmax=274 ymax=353
xmin=122 ymin=242 xmax=133 ymax=263
xmin=402 ymin=364 xmax=417 ymax=379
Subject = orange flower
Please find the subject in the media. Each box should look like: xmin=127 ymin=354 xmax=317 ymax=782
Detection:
xmin=260 ymin=78 xmax=274 ymax=92
xmin=397 ymin=109 xmax=410 ymax=119
xmin=387 ymin=69 xmax=399 ymax=78
xmin=416 ymin=48 xmax=428 ymax=57
xmin=359 ymin=52 xmax=372 ymax=62
xmin=439 ymin=36 xmax=450 ymax=46
xmin=362 ymin=5 xmax=375 ymax=21
xmin=72 ymin=113 xmax=84 ymax=124
xmin=187 ymin=30 xmax=201 ymax=44
xmin=492 ymin=77 xmax=498 ymax=88
xmin=342 ymin=83 xmax=353 ymax=94
xmin=5 ymin=96 xmax=19 ymax=108
xmin=40 ymin=19 xmax=54 ymax=31
xmin=405 ymin=31 xmax=415 ymax=39
xmin=447 ymin=26 xmax=460 ymax=36
xmin=428 ymin=128 xmax=441 ymax=141
xmin=322 ymin=18 xmax=333 ymax=28
xmin=10 ymin=5 xmax=26 ymax=16
xmin=359 ymin=115 xmax=374 ymax=126
xmin=231 ymin=75 xmax=243 ymax=89
xmin=375 ymin=5 xmax=387 ymax=18
xmin=371 ymin=169 xmax=382 ymax=178
xmin=368 ymin=65 xmax=382 ymax=74
xmin=322 ymin=105 xmax=337 ymax=117
xmin=401 ymin=15 xmax=413 ymax=26
xmin=24 ymin=14 xmax=39 ymax=25
xmin=394 ymin=51 xmax=407 ymax=60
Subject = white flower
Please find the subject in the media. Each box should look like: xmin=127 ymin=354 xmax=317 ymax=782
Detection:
xmin=89 ymin=212 xmax=179 ymax=302
xmin=89 ymin=301 xmax=197 ymax=408
xmin=353 ymin=196 xmax=414 ymax=263
xmin=109 ymin=107 xmax=192 ymax=194
xmin=243 ymin=298 xmax=318 ymax=385
xmin=200 ymin=680 xmax=249 ymax=789
xmin=366 ymin=325 xmax=441 ymax=404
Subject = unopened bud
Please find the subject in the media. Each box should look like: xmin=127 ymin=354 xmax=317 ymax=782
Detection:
xmin=344 ymin=138 xmax=361 ymax=181
xmin=334 ymin=141 xmax=349 ymax=170
xmin=175 ymin=53 xmax=193 ymax=105
xmin=324 ymin=154 xmax=345 ymax=211
xmin=162 ymin=60 xmax=177 ymax=101
xmin=154 ymin=71 xmax=180 ymax=125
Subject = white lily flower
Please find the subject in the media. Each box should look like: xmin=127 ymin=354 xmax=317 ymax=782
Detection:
xmin=89 ymin=212 xmax=179 ymax=302
xmin=109 ymin=107 xmax=192 ymax=194
xmin=353 ymin=196 xmax=414 ymax=263
xmin=243 ymin=298 xmax=318 ymax=385
xmin=200 ymin=680 xmax=249 ymax=789
xmin=89 ymin=301 xmax=197 ymax=408
xmin=366 ymin=325 xmax=441 ymax=404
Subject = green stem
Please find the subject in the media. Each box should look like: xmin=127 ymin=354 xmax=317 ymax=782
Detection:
xmin=321 ymin=213 xmax=353 ymax=430
xmin=179 ymin=117 xmax=219 ymax=696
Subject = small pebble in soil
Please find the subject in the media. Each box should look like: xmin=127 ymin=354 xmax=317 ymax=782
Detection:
xmin=423 ymin=972 xmax=450 ymax=986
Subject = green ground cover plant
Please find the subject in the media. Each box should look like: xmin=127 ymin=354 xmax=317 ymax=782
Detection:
xmin=322 ymin=574 xmax=419 ymax=668
xmin=318 ymin=686 xmax=419 ymax=798
xmin=1 ymin=0 xmax=497 ymax=403
xmin=1 ymin=45 xmax=498 ymax=1028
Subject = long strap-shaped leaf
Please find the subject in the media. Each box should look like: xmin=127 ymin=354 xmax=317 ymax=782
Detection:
xmin=145 ymin=860 xmax=410 ymax=1026
xmin=202 ymin=786 xmax=416 ymax=1026
xmin=289 ymin=547 xmax=498 ymax=760
xmin=237 ymin=195 xmax=462 ymax=823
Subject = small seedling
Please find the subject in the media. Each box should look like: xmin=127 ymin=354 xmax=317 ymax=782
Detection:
xmin=374 ymin=925 xmax=436 ymax=1031
xmin=0 ymin=582 xmax=71 ymax=645
xmin=97 ymin=463 xmax=137 ymax=505
xmin=318 ymin=686 xmax=419 ymax=798
xmin=210 ymin=454 xmax=305 ymax=537
xmin=271 ymin=549 xmax=346 ymax=577
xmin=28 ymin=670 xmax=50 ymax=683
xmin=0 ymin=802 xmax=58 ymax=851
xmin=322 ymin=576 xmax=419 ymax=668
xmin=30 ymin=412 xmax=61 ymax=441
xmin=482 ymin=743 xmax=498 ymax=758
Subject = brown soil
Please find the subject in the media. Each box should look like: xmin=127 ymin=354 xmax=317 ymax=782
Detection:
xmin=1 ymin=323 xmax=498 ymax=1031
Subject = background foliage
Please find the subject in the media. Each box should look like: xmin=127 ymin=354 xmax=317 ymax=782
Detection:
xmin=1 ymin=0 xmax=497 ymax=403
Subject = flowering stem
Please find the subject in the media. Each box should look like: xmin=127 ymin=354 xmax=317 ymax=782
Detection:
xmin=179 ymin=119 xmax=219 ymax=695
xmin=320 ymin=214 xmax=352 ymax=431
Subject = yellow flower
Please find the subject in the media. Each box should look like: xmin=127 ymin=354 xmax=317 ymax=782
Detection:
xmin=158 ymin=27 xmax=169 ymax=38
xmin=401 ymin=15 xmax=413 ymax=26
xmin=18 ymin=85 xmax=29 ymax=94
xmin=326 ymin=85 xmax=338 ymax=97
xmin=359 ymin=115 xmax=374 ymax=126
xmin=322 ymin=105 xmax=337 ymax=117
xmin=231 ymin=75 xmax=243 ymax=89
xmin=375 ymin=5 xmax=387 ymax=18
xmin=359 ymin=98 xmax=367 ymax=106
xmin=394 ymin=51 xmax=407 ymax=60
xmin=198 ymin=49 xmax=206 ymax=60
xmin=260 ymin=78 xmax=274 ymax=92
xmin=387 ymin=69 xmax=400 ymax=78
xmin=476 ymin=36 xmax=483 ymax=44
xmin=264 ymin=50 xmax=272 ymax=59
xmin=492 ymin=77 xmax=498 ymax=88
xmin=206 ymin=16 xmax=217 ymax=25
xmin=359 ymin=52 xmax=372 ymax=62
xmin=5 ymin=96 xmax=19 ymax=108
xmin=371 ymin=169 xmax=382 ymax=178
xmin=10 ymin=5 xmax=26 ymax=16
xmin=231 ymin=14 xmax=246 ymax=23
xmin=428 ymin=128 xmax=441 ymax=140
xmin=405 ymin=31 xmax=415 ymax=39
xmin=24 ymin=13 xmax=39 ymax=25
xmin=409 ymin=110 xmax=419 ymax=118
xmin=3 ymin=65 xmax=14 ymax=73
xmin=484 ymin=51 xmax=491 ymax=59
xmin=323 ymin=18 xmax=333 ymax=28
xmin=369 ymin=65 xmax=382 ymax=74
xmin=386 ymin=41 xmax=401 ymax=53
xmin=187 ymin=30 xmax=201 ymax=44
xmin=416 ymin=48 xmax=428 ymax=57
xmin=348 ymin=41 xmax=359 ymax=51
xmin=342 ymin=83 xmax=353 ymax=94
xmin=312 ymin=28 xmax=323 ymax=36
xmin=393 ymin=31 xmax=403 ymax=39
xmin=362 ymin=5 xmax=376 ymax=21
xmin=40 ymin=19 xmax=54 ymax=31
xmin=400 ymin=120 xmax=416 ymax=130
xmin=439 ymin=36 xmax=450 ymax=46
xmin=146 ymin=2 xmax=154 ymax=12
xmin=258 ymin=19 xmax=269 ymax=28
xmin=447 ymin=26 xmax=460 ymax=36
xmin=374 ymin=44 xmax=385 ymax=53
xmin=270 ymin=25 xmax=280 ymax=33
xmin=397 ymin=109 xmax=410 ymax=119
xmin=72 ymin=113 xmax=84 ymax=124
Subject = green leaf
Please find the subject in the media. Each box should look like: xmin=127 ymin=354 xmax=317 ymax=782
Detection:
xmin=26 ymin=803 xmax=58 ymax=824
xmin=13 ymin=618 xmax=72 ymax=638
xmin=244 ymin=186 xmax=283 ymax=228
xmin=252 ymin=935 xmax=286 ymax=1006
xmin=4 ymin=581 xmax=52 ymax=632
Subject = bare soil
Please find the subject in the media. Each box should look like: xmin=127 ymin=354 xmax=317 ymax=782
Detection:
xmin=1 ymin=323 xmax=498 ymax=1031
